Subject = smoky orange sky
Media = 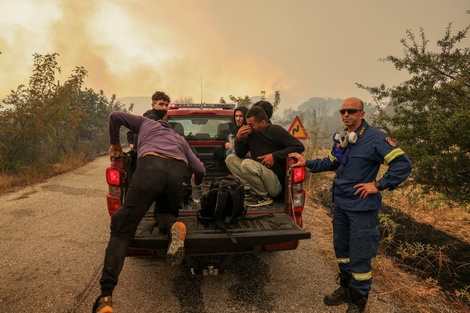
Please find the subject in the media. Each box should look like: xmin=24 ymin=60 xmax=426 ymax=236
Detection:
xmin=1 ymin=0 xmax=469 ymax=114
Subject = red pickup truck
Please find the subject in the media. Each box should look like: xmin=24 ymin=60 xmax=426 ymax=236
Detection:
xmin=105 ymin=103 xmax=311 ymax=274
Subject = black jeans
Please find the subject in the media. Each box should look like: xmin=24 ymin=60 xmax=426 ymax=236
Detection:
xmin=99 ymin=155 xmax=191 ymax=296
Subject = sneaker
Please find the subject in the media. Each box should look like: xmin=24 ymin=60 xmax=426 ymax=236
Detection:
xmin=245 ymin=195 xmax=273 ymax=207
xmin=93 ymin=295 xmax=113 ymax=313
xmin=244 ymin=190 xmax=256 ymax=200
xmin=167 ymin=221 xmax=186 ymax=267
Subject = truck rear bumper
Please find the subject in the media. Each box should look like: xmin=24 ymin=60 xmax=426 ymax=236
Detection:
xmin=129 ymin=213 xmax=311 ymax=256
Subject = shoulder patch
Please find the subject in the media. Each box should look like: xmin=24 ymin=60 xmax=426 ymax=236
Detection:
xmin=385 ymin=137 xmax=397 ymax=147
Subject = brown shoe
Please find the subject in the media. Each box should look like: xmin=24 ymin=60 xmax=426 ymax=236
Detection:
xmin=92 ymin=295 xmax=113 ymax=313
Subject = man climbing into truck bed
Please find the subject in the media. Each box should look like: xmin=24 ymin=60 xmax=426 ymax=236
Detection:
xmin=94 ymin=109 xmax=205 ymax=313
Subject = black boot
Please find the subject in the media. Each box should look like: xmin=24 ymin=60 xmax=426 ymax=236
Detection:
xmin=346 ymin=288 xmax=368 ymax=313
xmin=323 ymin=270 xmax=351 ymax=306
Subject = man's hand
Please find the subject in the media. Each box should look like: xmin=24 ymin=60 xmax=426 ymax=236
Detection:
xmin=108 ymin=144 xmax=123 ymax=160
xmin=354 ymin=182 xmax=380 ymax=199
xmin=236 ymin=125 xmax=253 ymax=139
xmin=288 ymin=152 xmax=306 ymax=168
xmin=258 ymin=154 xmax=274 ymax=168
xmin=224 ymin=142 xmax=233 ymax=149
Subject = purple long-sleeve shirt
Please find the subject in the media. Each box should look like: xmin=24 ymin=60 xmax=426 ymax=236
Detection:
xmin=109 ymin=111 xmax=205 ymax=184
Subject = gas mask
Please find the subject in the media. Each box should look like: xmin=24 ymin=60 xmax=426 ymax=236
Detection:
xmin=333 ymin=131 xmax=357 ymax=148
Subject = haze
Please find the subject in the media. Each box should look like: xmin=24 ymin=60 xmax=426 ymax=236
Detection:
xmin=1 ymin=0 xmax=468 ymax=114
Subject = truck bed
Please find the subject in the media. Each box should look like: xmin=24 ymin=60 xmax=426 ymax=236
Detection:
xmin=129 ymin=192 xmax=310 ymax=256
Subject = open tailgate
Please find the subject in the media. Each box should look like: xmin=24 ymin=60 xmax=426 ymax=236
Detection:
xmin=130 ymin=213 xmax=311 ymax=254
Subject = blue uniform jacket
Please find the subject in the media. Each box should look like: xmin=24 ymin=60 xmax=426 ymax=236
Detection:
xmin=305 ymin=120 xmax=412 ymax=211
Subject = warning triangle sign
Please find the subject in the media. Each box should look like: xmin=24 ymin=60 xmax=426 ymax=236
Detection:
xmin=287 ymin=116 xmax=308 ymax=139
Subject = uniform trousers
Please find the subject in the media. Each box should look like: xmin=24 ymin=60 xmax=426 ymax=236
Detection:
xmin=333 ymin=205 xmax=380 ymax=296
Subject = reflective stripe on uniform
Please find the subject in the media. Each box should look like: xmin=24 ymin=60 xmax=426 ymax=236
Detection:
xmin=384 ymin=148 xmax=405 ymax=165
xmin=352 ymin=271 xmax=372 ymax=281
xmin=329 ymin=152 xmax=337 ymax=163
xmin=336 ymin=258 xmax=350 ymax=264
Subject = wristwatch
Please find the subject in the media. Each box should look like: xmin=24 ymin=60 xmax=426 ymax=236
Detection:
xmin=374 ymin=181 xmax=384 ymax=191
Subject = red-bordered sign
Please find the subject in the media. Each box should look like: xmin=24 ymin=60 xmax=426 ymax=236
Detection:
xmin=287 ymin=116 xmax=308 ymax=139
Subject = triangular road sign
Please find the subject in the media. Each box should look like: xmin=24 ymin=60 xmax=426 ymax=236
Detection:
xmin=287 ymin=116 xmax=308 ymax=139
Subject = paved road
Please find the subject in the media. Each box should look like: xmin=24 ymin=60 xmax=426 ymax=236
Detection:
xmin=0 ymin=156 xmax=400 ymax=313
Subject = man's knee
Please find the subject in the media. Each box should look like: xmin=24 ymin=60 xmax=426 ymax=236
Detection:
xmin=225 ymin=154 xmax=242 ymax=169
xmin=350 ymin=228 xmax=380 ymax=259
xmin=240 ymin=158 xmax=261 ymax=175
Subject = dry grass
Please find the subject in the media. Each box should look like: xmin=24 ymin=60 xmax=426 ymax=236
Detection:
xmin=382 ymin=184 xmax=470 ymax=244
xmin=0 ymin=153 xmax=89 ymax=194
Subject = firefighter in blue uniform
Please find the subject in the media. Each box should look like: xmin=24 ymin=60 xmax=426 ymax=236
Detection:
xmin=290 ymin=97 xmax=412 ymax=313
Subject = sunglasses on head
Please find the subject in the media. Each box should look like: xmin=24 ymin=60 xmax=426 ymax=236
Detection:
xmin=339 ymin=109 xmax=362 ymax=115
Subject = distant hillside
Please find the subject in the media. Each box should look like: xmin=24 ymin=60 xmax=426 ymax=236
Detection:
xmin=298 ymin=97 xmax=344 ymax=115
xmin=117 ymin=96 xmax=151 ymax=115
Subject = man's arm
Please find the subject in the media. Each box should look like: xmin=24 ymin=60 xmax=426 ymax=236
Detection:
xmin=182 ymin=140 xmax=206 ymax=185
xmin=108 ymin=143 xmax=123 ymax=159
xmin=109 ymin=111 xmax=144 ymax=144
xmin=377 ymin=153 xmax=412 ymax=191
xmin=290 ymin=147 xmax=339 ymax=173
xmin=354 ymin=153 xmax=412 ymax=199
xmin=108 ymin=111 xmax=144 ymax=158
xmin=127 ymin=130 xmax=134 ymax=146
xmin=289 ymin=152 xmax=306 ymax=167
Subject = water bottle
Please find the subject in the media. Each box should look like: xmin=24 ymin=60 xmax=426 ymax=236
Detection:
xmin=191 ymin=179 xmax=203 ymax=202
xmin=228 ymin=134 xmax=235 ymax=146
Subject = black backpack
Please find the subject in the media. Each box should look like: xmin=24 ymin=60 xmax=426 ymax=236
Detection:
xmin=197 ymin=177 xmax=246 ymax=227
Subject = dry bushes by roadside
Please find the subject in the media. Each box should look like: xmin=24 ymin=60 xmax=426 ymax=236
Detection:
xmin=0 ymin=153 xmax=89 ymax=194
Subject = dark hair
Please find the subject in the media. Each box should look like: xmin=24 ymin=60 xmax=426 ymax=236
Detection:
xmin=252 ymin=100 xmax=273 ymax=120
xmin=246 ymin=105 xmax=268 ymax=123
xmin=151 ymin=91 xmax=171 ymax=103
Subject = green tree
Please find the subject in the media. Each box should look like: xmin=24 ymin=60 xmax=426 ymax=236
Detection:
xmin=273 ymin=91 xmax=281 ymax=112
xmin=228 ymin=91 xmax=281 ymax=111
xmin=358 ymin=24 xmax=470 ymax=204
xmin=0 ymin=53 xmax=128 ymax=171
xmin=229 ymin=94 xmax=252 ymax=107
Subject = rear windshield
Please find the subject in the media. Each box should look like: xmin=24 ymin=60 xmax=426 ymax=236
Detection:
xmin=167 ymin=115 xmax=234 ymax=141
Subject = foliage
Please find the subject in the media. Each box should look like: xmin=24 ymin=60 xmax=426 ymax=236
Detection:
xmin=228 ymin=90 xmax=281 ymax=109
xmin=273 ymin=91 xmax=281 ymax=112
xmin=0 ymin=53 xmax=128 ymax=172
xmin=229 ymin=94 xmax=253 ymax=107
xmin=358 ymin=24 xmax=470 ymax=205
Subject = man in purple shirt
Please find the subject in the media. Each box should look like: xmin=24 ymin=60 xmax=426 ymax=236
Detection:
xmin=93 ymin=110 xmax=205 ymax=313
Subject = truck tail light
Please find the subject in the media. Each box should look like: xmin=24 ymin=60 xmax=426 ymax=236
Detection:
xmin=106 ymin=194 xmax=121 ymax=216
xmin=286 ymin=156 xmax=307 ymax=227
xmin=293 ymin=181 xmax=303 ymax=192
xmin=293 ymin=190 xmax=305 ymax=210
xmin=108 ymin=186 xmax=122 ymax=196
xmin=106 ymin=167 xmax=121 ymax=186
xmin=106 ymin=156 xmax=128 ymax=217
xmin=293 ymin=166 xmax=306 ymax=183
